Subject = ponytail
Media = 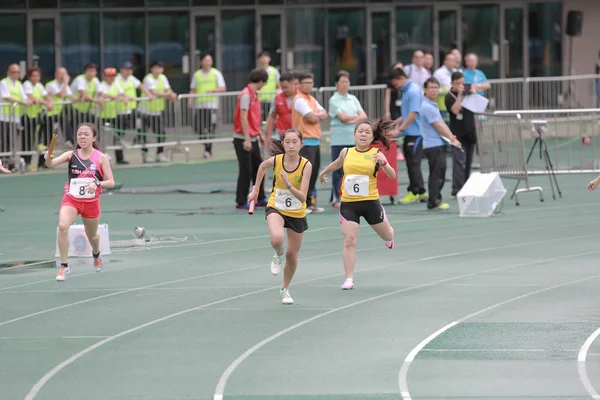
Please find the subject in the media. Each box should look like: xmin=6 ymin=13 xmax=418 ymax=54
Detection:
xmin=266 ymin=128 xmax=303 ymax=156
xmin=354 ymin=118 xmax=395 ymax=150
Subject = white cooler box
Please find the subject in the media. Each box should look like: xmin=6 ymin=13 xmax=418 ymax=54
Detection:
xmin=457 ymin=172 xmax=507 ymax=218
xmin=55 ymin=224 xmax=111 ymax=257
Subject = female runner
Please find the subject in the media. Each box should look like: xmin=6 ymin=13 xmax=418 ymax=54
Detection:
xmin=319 ymin=119 xmax=396 ymax=290
xmin=45 ymin=122 xmax=115 ymax=281
xmin=248 ymin=128 xmax=312 ymax=304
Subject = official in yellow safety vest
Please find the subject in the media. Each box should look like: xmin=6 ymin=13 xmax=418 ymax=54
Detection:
xmin=188 ymin=53 xmax=226 ymax=158
xmin=0 ymin=64 xmax=32 ymax=168
xmin=70 ymin=63 xmax=104 ymax=128
xmin=23 ymin=67 xmax=53 ymax=168
xmin=139 ymin=61 xmax=177 ymax=163
xmin=45 ymin=67 xmax=75 ymax=148
xmin=98 ymin=67 xmax=128 ymax=165
xmin=256 ymin=51 xmax=280 ymax=121
xmin=116 ymin=61 xmax=152 ymax=165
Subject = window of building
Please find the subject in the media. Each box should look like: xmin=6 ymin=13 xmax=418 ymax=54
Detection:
xmin=192 ymin=0 xmax=218 ymax=5
xmin=287 ymin=8 xmax=325 ymax=86
xmin=222 ymin=10 xmax=256 ymax=90
xmin=528 ymin=2 xmax=562 ymax=77
xmin=462 ymin=5 xmax=500 ymax=79
xmin=102 ymin=0 xmax=145 ymax=7
xmin=327 ymin=8 xmax=366 ymax=85
xmin=396 ymin=7 xmax=433 ymax=67
xmin=0 ymin=0 xmax=25 ymax=9
xmin=103 ymin=13 xmax=145 ymax=77
xmin=147 ymin=0 xmax=188 ymax=7
xmin=148 ymin=12 xmax=188 ymax=94
xmin=29 ymin=0 xmax=58 ymax=7
xmin=61 ymin=13 xmax=100 ymax=76
xmin=60 ymin=0 xmax=99 ymax=7
xmin=0 ymin=14 xmax=26 ymax=73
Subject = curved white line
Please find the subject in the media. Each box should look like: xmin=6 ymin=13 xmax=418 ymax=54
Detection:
xmin=578 ymin=327 xmax=600 ymax=399
xmin=213 ymin=250 xmax=600 ymax=400
xmin=398 ymin=272 xmax=600 ymax=399
xmin=27 ymin=242 xmax=599 ymax=400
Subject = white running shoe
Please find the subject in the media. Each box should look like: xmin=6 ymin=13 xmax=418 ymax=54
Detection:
xmin=280 ymin=288 xmax=294 ymax=305
xmin=270 ymin=252 xmax=283 ymax=275
xmin=56 ymin=265 xmax=70 ymax=282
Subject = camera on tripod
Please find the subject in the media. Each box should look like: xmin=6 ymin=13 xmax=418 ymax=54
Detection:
xmin=531 ymin=120 xmax=548 ymax=135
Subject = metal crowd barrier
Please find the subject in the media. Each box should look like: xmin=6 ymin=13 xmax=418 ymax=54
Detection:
xmin=475 ymin=113 xmax=544 ymax=206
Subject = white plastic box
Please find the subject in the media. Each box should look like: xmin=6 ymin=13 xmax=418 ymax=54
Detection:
xmin=55 ymin=224 xmax=111 ymax=257
xmin=457 ymin=172 xmax=507 ymax=217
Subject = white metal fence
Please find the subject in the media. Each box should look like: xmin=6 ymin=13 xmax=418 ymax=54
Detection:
xmin=1 ymin=74 xmax=599 ymax=170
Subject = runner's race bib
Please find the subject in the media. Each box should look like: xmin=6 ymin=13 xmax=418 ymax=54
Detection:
xmin=344 ymin=174 xmax=369 ymax=197
xmin=275 ymin=189 xmax=302 ymax=210
xmin=69 ymin=178 xmax=95 ymax=199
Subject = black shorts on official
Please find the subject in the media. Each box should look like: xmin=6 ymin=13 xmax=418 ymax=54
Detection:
xmin=340 ymin=200 xmax=387 ymax=225
xmin=265 ymin=207 xmax=308 ymax=234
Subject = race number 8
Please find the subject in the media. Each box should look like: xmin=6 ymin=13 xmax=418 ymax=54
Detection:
xmin=285 ymin=197 xmax=292 ymax=208
xmin=79 ymin=186 xmax=86 ymax=196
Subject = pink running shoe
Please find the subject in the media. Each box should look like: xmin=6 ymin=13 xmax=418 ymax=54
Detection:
xmin=341 ymin=278 xmax=354 ymax=290
xmin=385 ymin=240 xmax=394 ymax=249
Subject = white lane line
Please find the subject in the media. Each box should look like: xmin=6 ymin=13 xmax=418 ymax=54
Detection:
xmin=398 ymin=275 xmax=600 ymax=399
xmin=0 ymin=260 xmax=56 ymax=272
xmin=26 ymin=244 xmax=599 ymax=400
xmin=4 ymin=225 xmax=597 ymax=327
xmin=0 ymin=336 xmax=109 ymax=340
xmin=578 ymin=327 xmax=600 ymax=399
xmin=421 ymin=348 xmax=579 ymax=353
xmin=212 ymin=249 xmax=600 ymax=400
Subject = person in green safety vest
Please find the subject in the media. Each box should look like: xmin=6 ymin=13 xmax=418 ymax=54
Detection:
xmin=46 ymin=67 xmax=75 ymax=148
xmin=98 ymin=67 xmax=128 ymax=165
xmin=0 ymin=63 xmax=32 ymax=169
xmin=71 ymin=63 xmax=104 ymax=129
xmin=139 ymin=61 xmax=177 ymax=163
xmin=116 ymin=61 xmax=153 ymax=163
xmin=189 ymin=53 xmax=226 ymax=159
xmin=23 ymin=67 xmax=53 ymax=169
xmin=256 ymin=51 xmax=280 ymax=121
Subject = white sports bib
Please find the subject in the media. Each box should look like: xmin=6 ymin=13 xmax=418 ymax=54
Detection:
xmin=69 ymin=178 xmax=95 ymax=199
xmin=274 ymin=189 xmax=301 ymax=210
xmin=344 ymin=174 xmax=369 ymax=197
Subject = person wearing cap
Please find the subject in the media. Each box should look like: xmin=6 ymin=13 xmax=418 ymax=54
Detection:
xmin=71 ymin=63 xmax=104 ymax=128
xmin=98 ymin=67 xmax=128 ymax=164
xmin=188 ymin=53 xmax=226 ymax=159
xmin=139 ymin=61 xmax=176 ymax=163
xmin=116 ymin=62 xmax=152 ymax=163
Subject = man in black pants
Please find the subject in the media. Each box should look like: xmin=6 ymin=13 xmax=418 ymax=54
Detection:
xmin=419 ymin=78 xmax=461 ymax=211
xmin=389 ymin=68 xmax=427 ymax=204
xmin=445 ymin=72 xmax=477 ymax=197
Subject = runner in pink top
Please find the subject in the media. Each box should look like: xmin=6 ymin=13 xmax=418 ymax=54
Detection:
xmin=45 ymin=122 xmax=116 ymax=282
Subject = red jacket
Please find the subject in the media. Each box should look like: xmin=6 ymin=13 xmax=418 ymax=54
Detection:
xmin=234 ymin=84 xmax=261 ymax=137
xmin=274 ymin=91 xmax=293 ymax=133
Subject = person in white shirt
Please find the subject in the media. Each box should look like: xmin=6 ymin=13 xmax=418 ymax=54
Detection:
xmin=70 ymin=63 xmax=104 ymax=127
xmin=433 ymin=53 xmax=458 ymax=120
xmin=189 ymin=53 xmax=226 ymax=158
xmin=139 ymin=61 xmax=177 ymax=163
xmin=451 ymin=48 xmax=464 ymax=73
xmin=23 ymin=67 xmax=53 ymax=168
xmin=0 ymin=64 xmax=31 ymax=166
xmin=403 ymin=50 xmax=432 ymax=88
xmin=45 ymin=67 xmax=74 ymax=148
xmin=98 ymin=67 xmax=128 ymax=164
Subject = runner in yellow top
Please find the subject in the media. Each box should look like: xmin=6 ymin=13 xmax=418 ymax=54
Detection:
xmin=248 ymin=128 xmax=312 ymax=305
xmin=319 ymin=119 xmax=396 ymax=290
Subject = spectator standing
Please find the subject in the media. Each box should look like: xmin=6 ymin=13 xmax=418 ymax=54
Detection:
xmin=256 ymin=51 xmax=281 ymax=120
xmin=433 ymin=53 xmax=458 ymax=121
xmin=233 ymin=68 xmax=269 ymax=210
xmin=403 ymin=51 xmax=432 ymax=88
xmin=292 ymin=71 xmax=328 ymax=213
xmin=264 ymin=72 xmax=297 ymax=144
xmin=328 ymin=70 xmax=367 ymax=208
xmin=420 ymin=77 xmax=461 ymax=211
xmin=0 ymin=64 xmax=31 ymax=168
xmin=45 ymin=68 xmax=74 ymax=148
xmin=23 ymin=67 xmax=53 ymax=169
xmin=463 ymin=53 xmax=491 ymax=96
xmin=389 ymin=68 xmax=427 ymax=204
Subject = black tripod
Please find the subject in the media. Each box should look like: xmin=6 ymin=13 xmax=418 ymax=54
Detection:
xmin=522 ymin=123 xmax=562 ymax=200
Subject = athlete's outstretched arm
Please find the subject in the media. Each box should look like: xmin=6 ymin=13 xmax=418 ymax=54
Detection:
xmin=248 ymin=156 xmax=275 ymax=203
xmin=281 ymin=161 xmax=312 ymax=204
xmin=45 ymin=150 xmax=73 ymax=168
xmin=99 ymin=154 xmax=115 ymax=189
xmin=318 ymin=147 xmax=348 ymax=185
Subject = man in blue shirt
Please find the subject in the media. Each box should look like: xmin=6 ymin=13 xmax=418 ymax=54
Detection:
xmin=389 ymin=68 xmax=426 ymax=204
xmin=463 ymin=53 xmax=490 ymax=96
xmin=420 ymin=77 xmax=462 ymax=210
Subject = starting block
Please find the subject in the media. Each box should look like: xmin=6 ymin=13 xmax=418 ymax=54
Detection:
xmin=457 ymin=172 xmax=507 ymax=217
xmin=55 ymin=223 xmax=111 ymax=257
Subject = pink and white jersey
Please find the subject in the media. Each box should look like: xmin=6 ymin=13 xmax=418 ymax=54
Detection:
xmin=64 ymin=149 xmax=105 ymax=202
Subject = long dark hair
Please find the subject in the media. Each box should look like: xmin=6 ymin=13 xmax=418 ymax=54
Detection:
xmin=353 ymin=118 xmax=395 ymax=150
xmin=75 ymin=122 xmax=100 ymax=150
xmin=267 ymin=128 xmax=303 ymax=156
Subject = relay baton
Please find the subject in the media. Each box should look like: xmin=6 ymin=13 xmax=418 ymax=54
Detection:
xmin=45 ymin=133 xmax=58 ymax=166
xmin=248 ymin=185 xmax=256 ymax=215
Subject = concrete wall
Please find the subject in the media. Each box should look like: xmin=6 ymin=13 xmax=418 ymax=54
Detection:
xmin=563 ymin=0 xmax=600 ymax=76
